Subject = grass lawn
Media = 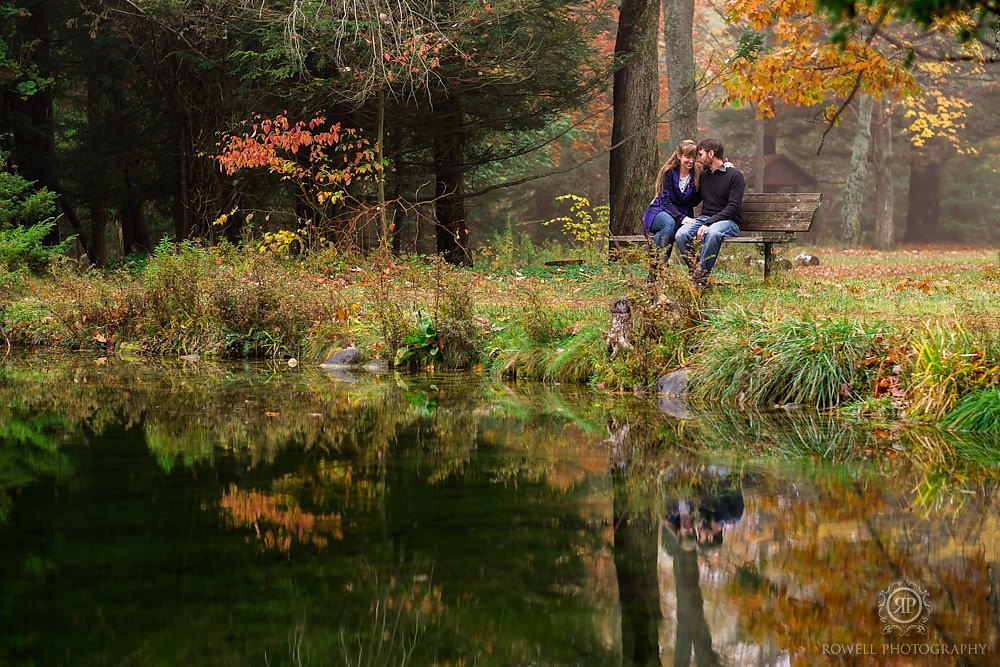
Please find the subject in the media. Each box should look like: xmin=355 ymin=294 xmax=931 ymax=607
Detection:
xmin=462 ymin=244 xmax=999 ymax=327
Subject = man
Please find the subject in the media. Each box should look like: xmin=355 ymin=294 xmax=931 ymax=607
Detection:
xmin=674 ymin=138 xmax=745 ymax=288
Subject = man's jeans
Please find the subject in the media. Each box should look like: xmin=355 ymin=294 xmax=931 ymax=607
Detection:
xmin=675 ymin=216 xmax=740 ymax=275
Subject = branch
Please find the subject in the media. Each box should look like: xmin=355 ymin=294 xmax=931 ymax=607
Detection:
xmin=877 ymin=30 xmax=991 ymax=62
xmin=816 ymin=6 xmax=890 ymax=155
xmin=465 ymin=57 xmax=737 ymax=199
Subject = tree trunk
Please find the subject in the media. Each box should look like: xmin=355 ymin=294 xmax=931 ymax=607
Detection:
xmin=840 ymin=93 xmax=874 ymax=247
xmin=613 ymin=485 xmax=662 ymax=667
xmin=86 ymin=63 xmax=107 ymax=265
xmin=609 ymin=0 xmax=660 ymax=236
xmin=174 ymin=126 xmax=194 ymax=240
xmin=670 ymin=537 xmax=720 ymax=666
xmin=390 ymin=143 xmax=405 ymax=255
xmin=433 ymin=100 xmax=471 ymax=266
xmin=872 ymin=98 xmax=894 ymax=250
xmin=663 ymin=0 xmax=697 ymax=143
xmin=902 ymin=138 xmax=944 ymax=244
xmin=90 ymin=204 xmax=109 ymax=266
xmin=376 ymin=89 xmax=389 ymax=253
xmin=121 ymin=166 xmax=152 ymax=254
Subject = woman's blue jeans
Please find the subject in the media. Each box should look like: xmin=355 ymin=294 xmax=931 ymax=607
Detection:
xmin=648 ymin=211 xmax=678 ymax=251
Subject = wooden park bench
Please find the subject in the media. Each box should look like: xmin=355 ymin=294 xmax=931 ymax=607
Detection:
xmin=609 ymin=192 xmax=823 ymax=279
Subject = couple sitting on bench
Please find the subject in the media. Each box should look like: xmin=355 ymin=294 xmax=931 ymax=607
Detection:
xmin=642 ymin=137 xmax=746 ymax=289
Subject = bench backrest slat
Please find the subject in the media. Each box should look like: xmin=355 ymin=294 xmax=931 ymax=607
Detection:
xmin=742 ymin=193 xmax=822 ymax=204
xmin=742 ymin=202 xmax=823 ymax=213
xmin=740 ymin=192 xmax=822 ymax=233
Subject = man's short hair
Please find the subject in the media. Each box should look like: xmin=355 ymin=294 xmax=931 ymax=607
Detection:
xmin=697 ymin=138 xmax=724 ymax=160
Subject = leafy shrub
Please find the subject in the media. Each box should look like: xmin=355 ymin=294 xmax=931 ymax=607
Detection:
xmin=543 ymin=194 xmax=609 ymax=262
xmin=396 ymin=317 xmax=439 ymax=368
xmin=1 ymin=299 xmax=69 ymax=346
xmin=436 ymin=269 xmax=480 ymax=369
xmin=0 ymin=171 xmax=71 ymax=273
xmin=396 ymin=262 xmax=480 ymax=370
xmin=0 ymin=171 xmax=58 ymax=229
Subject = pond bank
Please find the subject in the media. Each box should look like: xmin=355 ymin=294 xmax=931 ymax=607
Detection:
xmin=1 ymin=244 xmax=997 ymax=431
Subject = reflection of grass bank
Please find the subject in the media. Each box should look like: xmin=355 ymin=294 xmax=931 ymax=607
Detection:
xmin=1 ymin=356 xmax=995 ymax=521
xmin=1 ymin=245 xmax=997 ymax=429
xmin=686 ymin=407 xmax=999 ymax=516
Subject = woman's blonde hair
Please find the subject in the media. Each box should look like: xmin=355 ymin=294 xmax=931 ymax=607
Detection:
xmin=654 ymin=139 xmax=701 ymax=194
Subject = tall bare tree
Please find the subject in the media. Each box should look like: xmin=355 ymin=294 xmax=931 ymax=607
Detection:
xmin=841 ymin=93 xmax=874 ymax=246
xmin=610 ymin=0 xmax=660 ymax=236
xmin=663 ymin=0 xmax=697 ymax=143
xmin=872 ymin=98 xmax=894 ymax=249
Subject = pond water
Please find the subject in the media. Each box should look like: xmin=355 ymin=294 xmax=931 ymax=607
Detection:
xmin=1 ymin=355 xmax=997 ymax=666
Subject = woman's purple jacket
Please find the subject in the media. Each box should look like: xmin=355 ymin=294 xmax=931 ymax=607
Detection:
xmin=641 ymin=168 xmax=702 ymax=235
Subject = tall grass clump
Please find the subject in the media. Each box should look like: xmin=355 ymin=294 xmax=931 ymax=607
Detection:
xmin=944 ymin=389 xmax=1000 ymax=433
xmin=544 ymin=325 xmax=604 ymax=383
xmin=491 ymin=282 xmax=569 ymax=379
xmin=433 ymin=265 xmax=481 ymax=369
xmin=49 ymin=268 xmax=145 ymax=349
xmin=140 ymin=241 xmax=338 ymax=357
xmin=1 ymin=299 xmax=69 ymax=347
xmin=490 ymin=281 xmax=613 ymax=382
xmin=907 ymin=322 xmax=999 ymax=420
xmin=141 ymin=240 xmax=220 ymax=351
xmin=690 ymin=307 xmax=891 ymax=408
xmin=360 ymin=264 xmax=414 ymax=364
xmin=211 ymin=251 xmax=336 ymax=359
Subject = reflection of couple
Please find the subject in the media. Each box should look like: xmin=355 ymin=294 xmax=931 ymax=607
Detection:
xmin=642 ymin=138 xmax=746 ymax=289
xmin=663 ymin=480 xmax=745 ymax=551
xmin=659 ymin=475 xmax=744 ymax=667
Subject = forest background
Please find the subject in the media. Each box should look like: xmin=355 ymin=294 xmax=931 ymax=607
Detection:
xmin=1 ymin=0 xmax=998 ymax=267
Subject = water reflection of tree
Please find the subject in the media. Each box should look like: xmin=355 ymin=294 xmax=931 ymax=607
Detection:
xmin=721 ymin=464 xmax=998 ymax=665
xmin=607 ymin=415 xmax=688 ymax=666
xmin=661 ymin=527 xmax=719 ymax=667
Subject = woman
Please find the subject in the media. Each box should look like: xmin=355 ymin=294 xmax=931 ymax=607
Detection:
xmin=641 ymin=139 xmax=702 ymax=268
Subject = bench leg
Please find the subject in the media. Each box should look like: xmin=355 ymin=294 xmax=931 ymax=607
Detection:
xmin=763 ymin=243 xmax=772 ymax=280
